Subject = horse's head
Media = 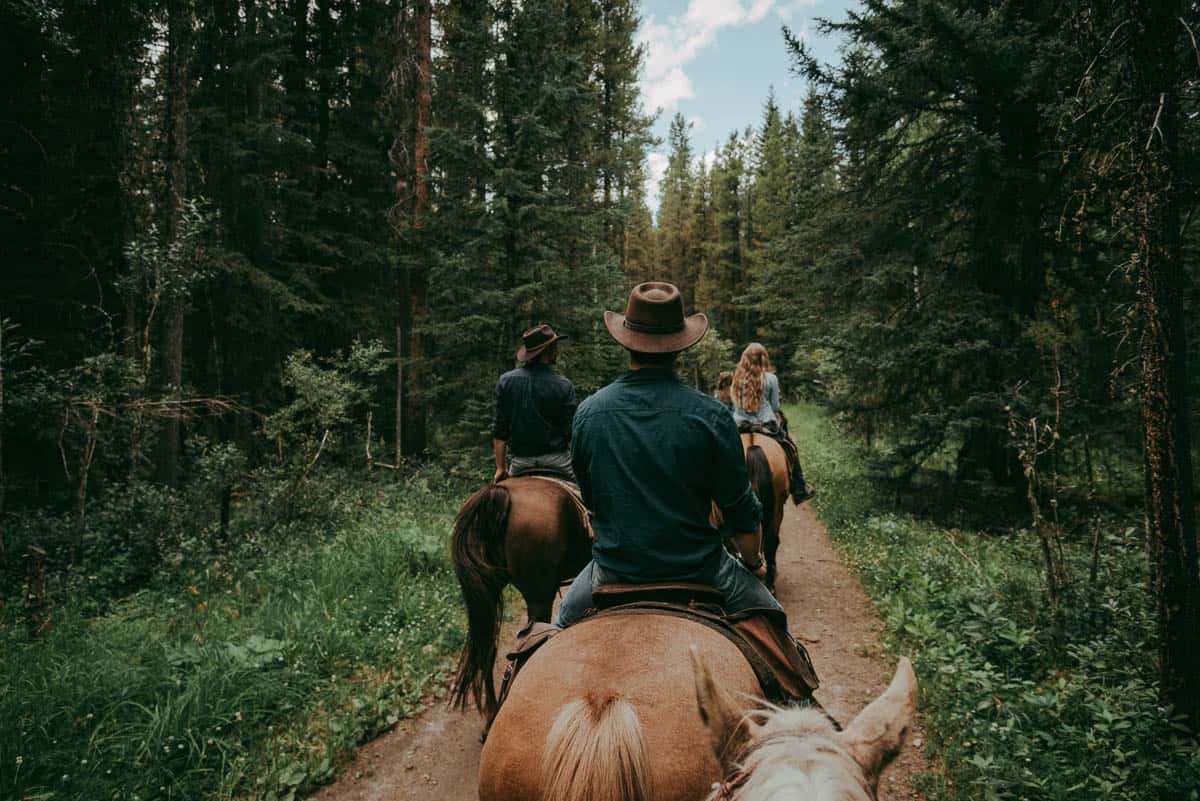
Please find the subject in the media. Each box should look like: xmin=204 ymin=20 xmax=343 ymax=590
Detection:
xmin=690 ymin=647 xmax=917 ymax=801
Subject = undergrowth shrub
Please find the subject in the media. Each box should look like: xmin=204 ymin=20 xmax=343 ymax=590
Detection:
xmin=0 ymin=468 xmax=467 ymax=801
xmin=789 ymin=402 xmax=1200 ymax=801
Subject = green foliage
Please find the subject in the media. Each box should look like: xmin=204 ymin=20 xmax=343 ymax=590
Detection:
xmin=0 ymin=471 xmax=466 ymax=801
xmin=677 ymin=325 xmax=736 ymax=392
xmin=421 ymin=0 xmax=650 ymax=448
xmin=262 ymin=341 xmax=390 ymax=462
xmin=657 ymin=113 xmax=699 ymax=303
xmin=120 ymin=198 xmax=216 ymax=306
xmin=788 ymin=403 xmax=1200 ymax=801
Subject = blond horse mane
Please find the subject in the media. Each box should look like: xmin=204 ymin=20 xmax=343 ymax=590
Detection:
xmin=711 ymin=707 xmax=875 ymax=801
xmin=693 ymin=652 xmax=916 ymax=801
xmin=543 ymin=692 xmax=651 ymax=801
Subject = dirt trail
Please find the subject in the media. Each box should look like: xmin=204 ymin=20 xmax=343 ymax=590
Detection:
xmin=314 ymin=502 xmax=928 ymax=801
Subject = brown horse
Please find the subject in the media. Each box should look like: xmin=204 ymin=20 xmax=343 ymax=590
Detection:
xmin=449 ymin=476 xmax=592 ymax=723
xmin=477 ymin=613 xmax=915 ymax=801
xmin=741 ymin=432 xmax=789 ymax=591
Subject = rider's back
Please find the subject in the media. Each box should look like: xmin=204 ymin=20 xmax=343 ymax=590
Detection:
xmin=572 ymin=367 xmax=761 ymax=584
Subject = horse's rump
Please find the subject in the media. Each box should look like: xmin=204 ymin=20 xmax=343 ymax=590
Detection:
xmin=479 ymin=615 xmax=761 ymax=801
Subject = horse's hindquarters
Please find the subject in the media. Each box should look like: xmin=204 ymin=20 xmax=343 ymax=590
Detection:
xmin=479 ymin=614 xmax=761 ymax=801
xmin=503 ymin=477 xmax=593 ymax=617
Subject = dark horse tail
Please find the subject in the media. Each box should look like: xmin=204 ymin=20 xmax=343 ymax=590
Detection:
xmin=745 ymin=443 xmax=779 ymax=589
xmin=745 ymin=444 xmax=775 ymax=525
xmin=449 ymin=483 xmax=512 ymax=719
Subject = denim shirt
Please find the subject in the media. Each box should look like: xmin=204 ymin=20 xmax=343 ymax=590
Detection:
xmin=733 ymin=372 xmax=781 ymax=425
xmin=571 ymin=368 xmax=763 ymax=583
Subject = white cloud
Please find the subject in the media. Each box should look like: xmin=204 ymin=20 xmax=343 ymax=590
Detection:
xmin=639 ymin=1 xmax=784 ymax=214
xmin=747 ymin=0 xmax=776 ymax=22
xmin=776 ymin=0 xmax=819 ymax=22
xmin=638 ymin=0 xmax=779 ymax=115
xmin=645 ymin=66 xmax=695 ymax=113
xmin=689 ymin=115 xmax=706 ymax=133
xmin=703 ymin=148 xmax=719 ymax=171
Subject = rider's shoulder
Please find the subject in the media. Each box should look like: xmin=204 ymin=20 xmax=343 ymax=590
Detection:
xmin=692 ymin=388 xmax=733 ymax=416
xmin=497 ymin=366 xmax=525 ymax=383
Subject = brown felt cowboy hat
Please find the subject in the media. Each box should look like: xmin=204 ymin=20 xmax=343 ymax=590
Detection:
xmin=603 ymin=281 xmax=708 ymax=354
xmin=516 ymin=323 xmax=567 ymax=361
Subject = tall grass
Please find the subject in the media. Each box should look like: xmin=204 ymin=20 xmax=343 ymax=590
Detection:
xmin=788 ymin=403 xmax=1200 ymax=801
xmin=1 ymin=473 xmax=466 ymax=801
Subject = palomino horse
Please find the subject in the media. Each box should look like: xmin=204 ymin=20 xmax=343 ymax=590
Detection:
xmin=477 ymin=613 xmax=915 ymax=801
xmin=449 ymin=476 xmax=592 ymax=723
xmin=740 ymin=432 xmax=789 ymax=591
xmin=693 ymin=650 xmax=916 ymax=801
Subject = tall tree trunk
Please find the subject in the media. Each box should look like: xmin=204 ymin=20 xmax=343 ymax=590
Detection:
xmin=1133 ymin=0 xmax=1200 ymax=729
xmin=157 ymin=0 xmax=192 ymax=488
xmin=286 ymin=0 xmax=309 ymax=119
xmin=316 ymin=0 xmax=332 ymax=175
xmin=408 ymin=0 xmax=430 ymax=456
xmin=0 ymin=319 xmax=5 ymax=559
xmin=393 ymin=0 xmax=430 ymax=460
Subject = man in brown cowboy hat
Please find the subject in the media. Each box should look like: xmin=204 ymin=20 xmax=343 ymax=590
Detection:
xmin=556 ymin=282 xmax=782 ymax=627
xmin=493 ymin=323 xmax=578 ymax=483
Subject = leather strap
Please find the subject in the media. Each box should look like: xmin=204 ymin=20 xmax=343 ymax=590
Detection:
xmin=581 ymin=602 xmax=790 ymax=703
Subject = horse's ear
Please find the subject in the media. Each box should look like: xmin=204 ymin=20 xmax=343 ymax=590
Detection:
xmin=840 ymin=657 xmax=917 ymax=783
xmin=690 ymin=646 xmax=757 ymax=774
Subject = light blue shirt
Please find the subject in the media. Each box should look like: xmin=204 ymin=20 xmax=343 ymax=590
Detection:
xmin=733 ymin=372 xmax=781 ymax=425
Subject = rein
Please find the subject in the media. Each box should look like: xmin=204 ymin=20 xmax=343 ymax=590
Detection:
xmin=712 ymin=764 xmax=757 ymax=801
xmin=712 ymin=729 xmax=828 ymax=801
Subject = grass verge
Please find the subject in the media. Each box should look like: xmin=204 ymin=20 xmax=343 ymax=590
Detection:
xmin=1 ymin=472 xmax=466 ymax=801
xmin=788 ymin=402 xmax=1200 ymax=801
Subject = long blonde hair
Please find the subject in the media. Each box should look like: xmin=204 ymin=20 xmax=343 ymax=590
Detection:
xmin=732 ymin=343 xmax=772 ymax=413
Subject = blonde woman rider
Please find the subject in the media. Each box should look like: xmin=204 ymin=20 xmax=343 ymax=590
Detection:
xmin=731 ymin=343 xmax=814 ymax=504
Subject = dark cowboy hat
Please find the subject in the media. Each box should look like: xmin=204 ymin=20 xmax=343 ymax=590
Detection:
xmin=603 ymin=281 xmax=708 ymax=354
xmin=516 ymin=323 xmax=567 ymax=361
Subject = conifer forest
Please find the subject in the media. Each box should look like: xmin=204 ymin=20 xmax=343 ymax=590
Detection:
xmin=3 ymin=1 xmax=1200 ymax=800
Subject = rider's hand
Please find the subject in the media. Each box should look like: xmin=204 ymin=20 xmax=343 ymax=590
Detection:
xmin=493 ymin=467 xmax=508 ymax=484
xmin=744 ymin=551 xmax=767 ymax=579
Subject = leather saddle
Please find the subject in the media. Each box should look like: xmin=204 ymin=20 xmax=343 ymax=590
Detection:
xmin=593 ymin=581 xmax=724 ymax=609
xmin=496 ymin=582 xmax=820 ymax=717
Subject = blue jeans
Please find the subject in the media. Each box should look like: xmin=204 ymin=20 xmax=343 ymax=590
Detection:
xmin=555 ymin=549 xmax=783 ymax=627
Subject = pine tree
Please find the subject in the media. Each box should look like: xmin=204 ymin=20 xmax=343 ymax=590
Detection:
xmin=1064 ymin=0 xmax=1200 ymax=728
xmin=787 ymin=0 xmax=1075 ymax=485
xmin=156 ymin=0 xmax=195 ymax=487
xmin=597 ymin=0 xmax=655 ymax=267
xmin=748 ymin=90 xmax=791 ymax=276
xmin=622 ymin=167 xmax=659 ymax=287
xmin=753 ymin=89 xmax=839 ymax=389
xmin=657 ymin=114 xmax=697 ymax=303
xmin=697 ymin=132 xmax=751 ymax=341
xmin=691 ymin=156 xmax=718 ymax=306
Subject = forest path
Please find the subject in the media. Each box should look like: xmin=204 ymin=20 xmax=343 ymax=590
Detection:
xmin=313 ymin=501 xmax=929 ymax=801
